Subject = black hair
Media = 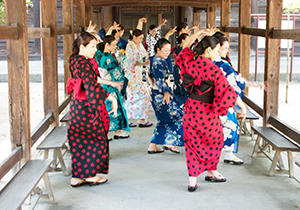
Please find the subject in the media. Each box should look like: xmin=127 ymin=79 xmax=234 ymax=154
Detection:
xmin=177 ymin=33 xmax=189 ymax=44
xmin=213 ymin=31 xmax=225 ymax=39
xmin=176 ymin=22 xmax=188 ymax=34
xmin=72 ymin=31 xmax=96 ymax=55
xmin=194 ymin=36 xmax=219 ymax=55
xmin=119 ymin=24 xmax=124 ymax=31
xmin=148 ymin=24 xmax=157 ymax=34
xmin=97 ymin=35 xmax=116 ymax=52
xmin=213 ymin=34 xmax=228 ymax=46
xmin=154 ymin=38 xmax=171 ymax=53
xmin=111 ymin=29 xmax=118 ymax=37
xmin=129 ymin=29 xmax=143 ymax=40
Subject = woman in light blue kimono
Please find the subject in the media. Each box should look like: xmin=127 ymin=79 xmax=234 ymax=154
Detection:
xmin=147 ymin=38 xmax=184 ymax=154
xmin=213 ymin=35 xmax=263 ymax=164
xmin=95 ymin=35 xmax=130 ymax=139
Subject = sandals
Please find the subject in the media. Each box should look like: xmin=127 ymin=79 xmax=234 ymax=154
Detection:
xmin=138 ymin=122 xmax=153 ymax=128
xmin=188 ymin=183 xmax=198 ymax=192
xmin=70 ymin=179 xmax=86 ymax=187
xmin=148 ymin=148 xmax=164 ymax=154
xmin=129 ymin=122 xmax=137 ymax=127
xmin=113 ymin=133 xmax=130 ymax=139
xmin=86 ymin=177 xmax=108 ymax=186
xmin=224 ymin=157 xmax=244 ymax=165
xmin=205 ymin=175 xmax=226 ymax=182
xmin=163 ymin=146 xmax=180 ymax=154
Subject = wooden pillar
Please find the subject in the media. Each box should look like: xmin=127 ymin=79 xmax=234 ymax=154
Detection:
xmin=62 ymin=0 xmax=74 ymax=96
xmin=75 ymin=0 xmax=86 ymax=31
xmin=33 ymin=0 xmax=41 ymax=54
xmin=221 ymin=0 xmax=231 ymax=41
xmin=193 ymin=9 xmax=201 ymax=33
xmin=101 ymin=7 xmax=113 ymax=29
xmin=41 ymin=0 xmax=59 ymax=126
xmin=5 ymin=0 xmax=31 ymax=160
xmin=85 ymin=4 xmax=93 ymax=28
xmin=263 ymin=0 xmax=282 ymax=125
xmin=206 ymin=4 xmax=216 ymax=27
xmin=181 ymin=7 xmax=193 ymax=27
xmin=238 ymin=0 xmax=251 ymax=93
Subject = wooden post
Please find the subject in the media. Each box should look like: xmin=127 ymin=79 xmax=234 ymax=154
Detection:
xmin=75 ymin=0 xmax=86 ymax=31
xmin=221 ymin=0 xmax=231 ymax=41
xmin=102 ymin=7 xmax=113 ymax=29
xmin=85 ymin=4 xmax=93 ymax=28
xmin=158 ymin=13 xmax=162 ymax=26
xmin=206 ymin=4 xmax=216 ymax=28
xmin=263 ymin=0 xmax=282 ymax=125
xmin=5 ymin=0 xmax=31 ymax=160
xmin=41 ymin=0 xmax=59 ymax=126
xmin=238 ymin=0 xmax=251 ymax=94
xmin=193 ymin=9 xmax=201 ymax=33
xmin=33 ymin=0 xmax=41 ymax=54
xmin=62 ymin=0 xmax=74 ymax=96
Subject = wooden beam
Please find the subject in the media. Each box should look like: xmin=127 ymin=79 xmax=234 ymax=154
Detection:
xmin=238 ymin=0 xmax=251 ymax=94
xmin=221 ymin=0 xmax=231 ymax=53
xmin=85 ymin=4 xmax=93 ymax=28
xmin=0 ymin=147 xmax=22 ymax=180
xmin=62 ymin=0 xmax=74 ymax=96
xmin=57 ymin=26 xmax=72 ymax=35
xmin=28 ymin=27 xmax=51 ymax=39
xmin=241 ymin=27 xmax=265 ymax=37
xmin=0 ymin=25 xmax=18 ymax=40
xmin=85 ymin=0 xmax=222 ymax=3
xmin=206 ymin=4 xmax=216 ymax=27
xmin=193 ymin=10 xmax=201 ymax=33
xmin=222 ymin=26 xmax=239 ymax=34
xmin=271 ymin=29 xmax=300 ymax=40
xmin=5 ymin=0 xmax=31 ymax=160
xmin=263 ymin=0 xmax=282 ymax=125
xmin=91 ymin=2 xmax=220 ymax=7
xmin=75 ymin=0 xmax=86 ymax=33
xmin=41 ymin=0 xmax=59 ymax=126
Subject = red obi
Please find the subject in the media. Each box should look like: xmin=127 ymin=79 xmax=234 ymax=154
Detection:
xmin=66 ymin=77 xmax=88 ymax=100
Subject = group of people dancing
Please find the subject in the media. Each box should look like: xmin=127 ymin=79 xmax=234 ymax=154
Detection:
xmin=66 ymin=17 xmax=263 ymax=191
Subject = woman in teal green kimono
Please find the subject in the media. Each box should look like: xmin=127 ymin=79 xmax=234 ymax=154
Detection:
xmin=95 ymin=35 xmax=130 ymax=139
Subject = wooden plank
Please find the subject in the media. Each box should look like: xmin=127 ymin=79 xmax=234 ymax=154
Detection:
xmin=268 ymin=116 xmax=300 ymax=145
xmin=37 ymin=126 xmax=68 ymax=149
xmin=263 ymin=0 xmax=282 ymax=126
xmin=238 ymin=0 xmax=251 ymax=95
xmin=0 ymin=159 xmax=53 ymax=210
xmin=41 ymin=0 xmax=59 ymax=127
xmin=242 ymin=27 xmax=266 ymax=37
xmin=57 ymin=26 xmax=72 ymax=35
xmin=0 ymin=147 xmax=22 ymax=180
xmin=60 ymin=111 xmax=70 ymax=122
xmin=220 ymin=0 xmax=230 ymax=42
xmin=28 ymin=27 xmax=51 ymax=39
xmin=243 ymin=95 xmax=263 ymax=117
xmin=74 ymin=26 xmax=83 ymax=33
xmin=85 ymin=0 xmax=223 ymax=3
xmin=0 ymin=25 xmax=18 ymax=40
xmin=75 ymin=0 xmax=86 ymax=33
xmin=58 ymin=95 xmax=72 ymax=114
xmin=91 ymin=2 xmax=217 ymax=7
xmin=222 ymin=26 xmax=239 ymax=33
xmin=206 ymin=4 xmax=216 ymax=27
xmin=31 ymin=113 xmax=54 ymax=146
xmin=62 ymin=0 xmax=74 ymax=96
xmin=5 ymin=0 xmax=31 ymax=161
xmin=271 ymin=29 xmax=300 ymax=40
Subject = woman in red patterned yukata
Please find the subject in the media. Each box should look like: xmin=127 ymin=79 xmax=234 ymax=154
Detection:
xmin=67 ymin=32 xmax=118 ymax=187
xmin=177 ymin=34 xmax=246 ymax=192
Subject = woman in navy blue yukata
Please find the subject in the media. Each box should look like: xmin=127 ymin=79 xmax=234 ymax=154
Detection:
xmin=147 ymin=38 xmax=184 ymax=154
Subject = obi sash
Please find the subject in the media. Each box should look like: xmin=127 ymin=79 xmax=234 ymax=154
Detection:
xmin=66 ymin=77 xmax=88 ymax=100
xmin=183 ymin=73 xmax=214 ymax=104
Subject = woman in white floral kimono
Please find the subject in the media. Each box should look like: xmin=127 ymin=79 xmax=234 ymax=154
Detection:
xmin=124 ymin=29 xmax=153 ymax=127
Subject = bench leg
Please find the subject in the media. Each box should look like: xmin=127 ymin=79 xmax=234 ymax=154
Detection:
xmin=252 ymin=136 xmax=261 ymax=157
xmin=42 ymin=173 xmax=55 ymax=203
xmin=268 ymin=151 xmax=281 ymax=176
xmin=250 ymin=120 xmax=255 ymax=140
xmin=54 ymin=148 xmax=69 ymax=175
xmin=287 ymin=151 xmax=294 ymax=178
xmin=44 ymin=149 xmax=49 ymax=159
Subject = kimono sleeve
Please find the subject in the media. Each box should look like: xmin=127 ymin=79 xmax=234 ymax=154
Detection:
xmin=212 ymin=65 xmax=238 ymax=116
xmin=176 ymin=47 xmax=194 ymax=80
xmin=221 ymin=62 xmax=246 ymax=98
xmin=151 ymin=60 xmax=172 ymax=94
xmin=79 ymin=60 xmax=109 ymax=106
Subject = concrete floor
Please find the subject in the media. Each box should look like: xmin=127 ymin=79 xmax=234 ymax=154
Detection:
xmin=27 ymin=110 xmax=300 ymax=210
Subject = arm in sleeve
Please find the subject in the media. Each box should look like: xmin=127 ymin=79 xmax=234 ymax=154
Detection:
xmin=176 ymin=47 xmax=194 ymax=80
xmin=151 ymin=60 xmax=172 ymax=94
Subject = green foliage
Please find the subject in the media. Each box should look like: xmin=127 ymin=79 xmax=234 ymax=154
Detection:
xmin=0 ymin=0 xmax=33 ymax=25
xmin=283 ymin=0 xmax=300 ymax=14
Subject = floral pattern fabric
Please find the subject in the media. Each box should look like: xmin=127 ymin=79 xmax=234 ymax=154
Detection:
xmin=146 ymin=28 xmax=161 ymax=57
xmin=214 ymin=56 xmax=246 ymax=153
xmin=95 ymin=51 xmax=130 ymax=132
xmin=149 ymin=56 xmax=184 ymax=146
xmin=124 ymin=41 xmax=151 ymax=120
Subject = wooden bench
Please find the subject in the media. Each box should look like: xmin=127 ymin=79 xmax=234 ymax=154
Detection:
xmin=0 ymin=147 xmax=55 ymax=210
xmin=37 ymin=126 xmax=69 ymax=175
xmin=60 ymin=111 xmax=70 ymax=123
xmin=252 ymin=116 xmax=300 ymax=177
xmin=233 ymin=105 xmax=259 ymax=140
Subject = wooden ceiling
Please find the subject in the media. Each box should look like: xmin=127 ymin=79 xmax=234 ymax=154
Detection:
xmin=84 ymin=0 xmax=239 ymax=7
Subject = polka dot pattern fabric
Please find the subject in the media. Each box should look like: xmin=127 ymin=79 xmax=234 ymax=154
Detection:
xmin=68 ymin=54 xmax=110 ymax=178
xmin=177 ymin=48 xmax=238 ymax=177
